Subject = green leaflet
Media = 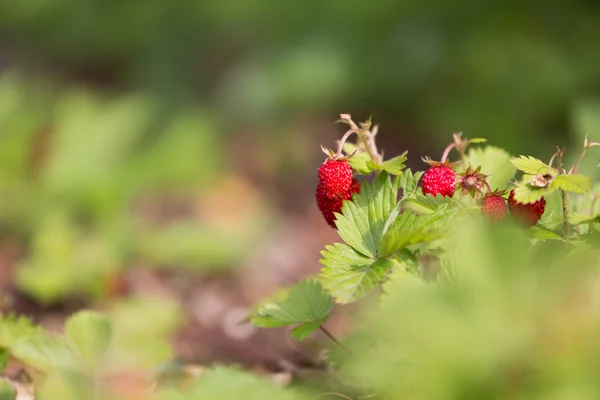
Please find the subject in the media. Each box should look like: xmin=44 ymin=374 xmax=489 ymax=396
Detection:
xmin=335 ymin=172 xmax=400 ymax=258
xmin=251 ymin=281 xmax=333 ymax=340
xmin=551 ymin=174 xmax=592 ymax=194
xmin=321 ymin=258 xmax=395 ymax=304
xmin=510 ymin=156 xmax=554 ymax=175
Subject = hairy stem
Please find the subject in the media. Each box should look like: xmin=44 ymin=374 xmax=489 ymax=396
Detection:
xmin=557 ymin=150 xmax=569 ymax=241
xmin=571 ymin=147 xmax=588 ymax=174
xmin=358 ymin=131 xmax=382 ymax=164
xmin=340 ymin=114 xmax=381 ymax=164
xmin=335 ymin=128 xmax=361 ymax=158
xmin=440 ymin=143 xmax=457 ymax=164
xmin=319 ymin=325 xmax=352 ymax=356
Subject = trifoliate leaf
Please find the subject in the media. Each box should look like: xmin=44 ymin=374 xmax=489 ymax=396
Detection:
xmin=335 ymin=172 xmax=400 ymax=258
xmin=465 ymin=146 xmax=514 ymax=190
xmin=510 ymin=156 xmax=554 ymax=175
xmin=251 ymin=281 xmax=332 ymax=340
xmin=65 ymin=311 xmax=112 ymax=370
xmin=550 ymin=174 xmax=592 ymax=194
xmin=11 ymin=332 xmax=78 ymax=372
xmin=0 ymin=314 xmax=42 ymax=348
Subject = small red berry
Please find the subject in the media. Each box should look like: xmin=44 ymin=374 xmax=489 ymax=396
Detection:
xmin=316 ymin=178 xmax=361 ymax=228
xmin=422 ymin=166 xmax=456 ymax=197
xmin=318 ymin=158 xmax=353 ymax=200
xmin=481 ymin=194 xmax=508 ymax=222
xmin=508 ymin=189 xmax=546 ymax=226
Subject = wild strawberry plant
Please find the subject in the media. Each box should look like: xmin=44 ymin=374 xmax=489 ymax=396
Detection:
xmin=250 ymin=114 xmax=600 ymax=398
xmin=3 ymin=113 xmax=600 ymax=399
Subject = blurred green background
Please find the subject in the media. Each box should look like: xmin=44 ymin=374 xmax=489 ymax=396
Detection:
xmin=1 ymin=0 xmax=600 ymax=372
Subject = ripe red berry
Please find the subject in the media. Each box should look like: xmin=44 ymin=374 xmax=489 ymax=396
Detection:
xmin=316 ymin=178 xmax=361 ymax=228
xmin=422 ymin=166 xmax=456 ymax=197
xmin=481 ymin=194 xmax=508 ymax=222
xmin=318 ymin=159 xmax=353 ymax=199
xmin=508 ymin=189 xmax=546 ymax=226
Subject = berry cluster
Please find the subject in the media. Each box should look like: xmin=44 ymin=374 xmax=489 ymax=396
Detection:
xmin=316 ymin=158 xmax=360 ymax=228
xmin=421 ymin=163 xmax=546 ymax=226
xmin=315 ymin=120 xmax=549 ymax=228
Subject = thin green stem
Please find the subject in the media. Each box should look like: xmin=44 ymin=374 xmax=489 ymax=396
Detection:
xmin=319 ymin=325 xmax=352 ymax=356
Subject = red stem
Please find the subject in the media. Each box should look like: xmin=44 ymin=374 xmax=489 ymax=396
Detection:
xmin=440 ymin=143 xmax=457 ymax=163
xmin=335 ymin=128 xmax=361 ymax=158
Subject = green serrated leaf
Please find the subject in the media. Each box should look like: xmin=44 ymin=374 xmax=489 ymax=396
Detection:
xmin=399 ymin=169 xmax=424 ymax=197
xmin=321 ymin=258 xmax=394 ymax=304
xmin=341 ymin=142 xmax=375 ymax=174
xmin=550 ymin=174 xmax=592 ymax=194
xmin=510 ymin=156 xmax=553 ymax=175
xmin=379 ymin=205 xmax=454 ymax=257
xmin=404 ymin=193 xmax=453 ymax=214
xmin=335 ymin=172 xmax=399 ymax=258
xmin=512 ymin=184 xmax=554 ymax=204
xmin=320 ymin=243 xmax=374 ymax=270
xmin=289 ymin=322 xmax=322 ymax=341
xmin=12 ymin=332 xmax=78 ymax=372
xmin=65 ymin=311 xmax=112 ymax=370
xmin=346 ymin=152 xmax=374 ymax=174
xmin=379 ymin=152 xmax=407 ymax=175
xmin=465 ymin=146 xmax=514 ymax=190
xmin=252 ymin=281 xmax=332 ymax=339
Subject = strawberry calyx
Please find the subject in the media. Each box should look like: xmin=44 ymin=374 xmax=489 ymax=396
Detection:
xmin=421 ymin=157 xmax=460 ymax=169
xmin=457 ymin=165 xmax=490 ymax=196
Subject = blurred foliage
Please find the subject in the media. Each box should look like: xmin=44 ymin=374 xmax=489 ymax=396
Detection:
xmin=0 ymin=72 xmax=273 ymax=303
xmin=4 ymin=218 xmax=600 ymax=399
xmin=2 ymin=1 xmax=600 ymax=155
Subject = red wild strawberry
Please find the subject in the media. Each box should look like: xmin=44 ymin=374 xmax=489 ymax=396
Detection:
xmin=316 ymin=178 xmax=361 ymax=228
xmin=318 ymin=158 xmax=353 ymax=199
xmin=422 ymin=165 xmax=456 ymax=197
xmin=508 ymin=189 xmax=546 ymax=226
xmin=481 ymin=194 xmax=507 ymax=222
